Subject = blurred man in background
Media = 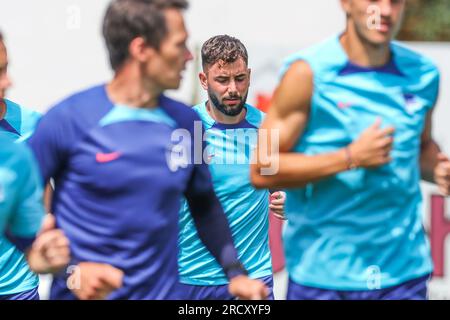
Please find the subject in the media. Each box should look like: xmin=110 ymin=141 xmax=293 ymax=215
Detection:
xmin=252 ymin=0 xmax=450 ymax=299
xmin=177 ymin=35 xmax=286 ymax=300
xmin=0 ymin=29 xmax=70 ymax=300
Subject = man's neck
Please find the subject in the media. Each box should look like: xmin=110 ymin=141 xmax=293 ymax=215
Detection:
xmin=340 ymin=27 xmax=391 ymax=67
xmin=107 ymin=65 xmax=162 ymax=109
xmin=206 ymin=101 xmax=247 ymax=125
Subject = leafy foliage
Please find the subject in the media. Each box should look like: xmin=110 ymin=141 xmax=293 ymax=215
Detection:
xmin=397 ymin=0 xmax=450 ymax=41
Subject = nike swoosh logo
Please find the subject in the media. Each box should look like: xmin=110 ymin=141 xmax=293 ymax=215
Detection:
xmin=96 ymin=152 xmax=122 ymax=163
xmin=338 ymin=102 xmax=352 ymax=109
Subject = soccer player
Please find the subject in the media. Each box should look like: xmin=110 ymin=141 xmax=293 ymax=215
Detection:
xmin=251 ymin=0 xmax=450 ymax=299
xmin=0 ymin=30 xmax=70 ymax=300
xmin=177 ymin=35 xmax=286 ymax=300
xmin=0 ymin=30 xmax=41 ymax=142
xmin=29 ymin=0 xmax=268 ymax=300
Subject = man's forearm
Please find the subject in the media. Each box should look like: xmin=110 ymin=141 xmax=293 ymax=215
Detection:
xmin=420 ymin=139 xmax=441 ymax=183
xmin=252 ymin=148 xmax=349 ymax=189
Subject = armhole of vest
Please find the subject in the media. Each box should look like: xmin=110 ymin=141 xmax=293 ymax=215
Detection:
xmin=430 ymin=70 xmax=440 ymax=111
xmin=298 ymin=58 xmax=317 ymax=125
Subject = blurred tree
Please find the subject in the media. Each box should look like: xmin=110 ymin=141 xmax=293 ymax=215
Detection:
xmin=397 ymin=0 xmax=450 ymax=41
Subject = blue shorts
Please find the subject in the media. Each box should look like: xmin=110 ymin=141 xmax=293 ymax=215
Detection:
xmin=178 ymin=275 xmax=274 ymax=300
xmin=287 ymin=274 xmax=430 ymax=300
xmin=0 ymin=287 xmax=40 ymax=300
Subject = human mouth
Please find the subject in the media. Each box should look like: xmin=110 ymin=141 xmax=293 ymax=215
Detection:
xmin=224 ymin=99 xmax=240 ymax=106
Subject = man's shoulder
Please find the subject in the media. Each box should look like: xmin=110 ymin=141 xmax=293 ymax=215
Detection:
xmin=191 ymin=102 xmax=215 ymax=127
xmin=0 ymin=136 xmax=34 ymax=166
xmin=160 ymin=95 xmax=201 ymax=128
xmin=40 ymin=84 xmax=112 ymax=129
xmin=161 ymin=94 xmax=191 ymax=109
xmin=392 ymin=42 xmax=439 ymax=75
xmin=281 ymin=35 xmax=345 ymax=78
xmin=47 ymin=84 xmax=109 ymax=116
xmin=192 ymin=101 xmax=205 ymax=113
xmin=4 ymin=99 xmax=41 ymax=118
xmin=245 ymin=103 xmax=265 ymax=128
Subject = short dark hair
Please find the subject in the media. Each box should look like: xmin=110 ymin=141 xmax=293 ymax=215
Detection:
xmin=0 ymin=30 xmax=3 ymax=42
xmin=201 ymin=35 xmax=248 ymax=71
xmin=103 ymin=0 xmax=188 ymax=71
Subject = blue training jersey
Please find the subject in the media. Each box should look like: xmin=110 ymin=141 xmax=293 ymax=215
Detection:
xmin=28 ymin=84 xmax=217 ymax=300
xmin=0 ymin=138 xmax=44 ymax=295
xmin=281 ymin=35 xmax=440 ymax=290
xmin=178 ymin=102 xmax=272 ymax=285
xmin=0 ymin=99 xmax=41 ymax=142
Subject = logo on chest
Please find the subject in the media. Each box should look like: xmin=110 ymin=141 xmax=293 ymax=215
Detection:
xmin=96 ymin=152 xmax=122 ymax=163
xmin=0 ymin=167 xmax=17 ymax=203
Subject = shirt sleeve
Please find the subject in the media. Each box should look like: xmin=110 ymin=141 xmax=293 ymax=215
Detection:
xmin=27 ymin=102 xmax=73 ymax=185
xmin=6 ymin=146 xmax=45 ymax=251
